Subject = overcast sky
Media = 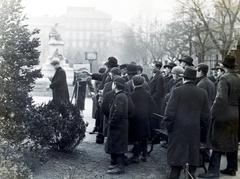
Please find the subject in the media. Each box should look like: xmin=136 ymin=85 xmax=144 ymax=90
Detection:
xmin=23 ymin=0 xmax=177 ymax=24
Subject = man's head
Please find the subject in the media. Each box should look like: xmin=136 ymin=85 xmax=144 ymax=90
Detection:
xmin=222 ymin=55 xmax=235 ymax=69
xmin=164 ymin=62 xmax=176 ymax=76
xmin=151 ymin=61 xmax=162 ymax=73
xmin=120 ymin=64 xmax=128 ymax=76
xmin=179 ymin=56 xmax=194 ymax=68
xmin=171 ymin=66 xmax=184 ymax=81
xmin=216 ymin=65 xmax=225 ymax=78
xmin=113 ymin=77 xmax=126 ymax=91
xmin=50 ymin=60 xmax=60 ymax=70
xmin=127 ymin=64 xmax=138 ymax=76
xmin=132 ymin=75 xmax=144 ymax=88
xmin=137 ymin=65 xmax=143 ymax=75
xmin=196 ymin=63 xmax=209 ymax=78
xmin=109 ymin=67 xmax=121 ymax=79
xmin=104 ymin=56 xmax=118 ymax=69
xmin=183 ymin=67 xmax=196 ymax=82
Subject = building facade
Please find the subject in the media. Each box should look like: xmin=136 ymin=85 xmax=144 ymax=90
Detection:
xmin=28 ymin=7 xmax=112 ymax=72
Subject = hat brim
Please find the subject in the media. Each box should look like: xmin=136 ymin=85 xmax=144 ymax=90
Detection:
xmin=178 ymin=59 xmax=194 ymax=66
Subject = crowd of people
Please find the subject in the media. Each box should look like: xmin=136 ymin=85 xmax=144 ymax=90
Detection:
xmin=49 ymin=55 xmax=240 ymax=179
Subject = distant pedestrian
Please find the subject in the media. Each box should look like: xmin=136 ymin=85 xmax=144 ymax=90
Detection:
xmin=50 ymin=60 xmax=70 ymax=106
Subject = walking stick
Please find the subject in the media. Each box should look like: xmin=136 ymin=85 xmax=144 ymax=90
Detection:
xmin=71 ymin=83 xmax=76 ymax=103
xmin=184 ymin=163 xmax=194 ymax=179
xmin=153 ymin=113 xmax=164 ymax=118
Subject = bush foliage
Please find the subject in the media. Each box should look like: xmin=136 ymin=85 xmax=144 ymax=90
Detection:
xmin=24 ymin=102 xmax=86 ymax=152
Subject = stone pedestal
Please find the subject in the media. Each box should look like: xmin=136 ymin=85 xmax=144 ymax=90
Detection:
xmin=32 ymin=30 xmax=74 ymax=97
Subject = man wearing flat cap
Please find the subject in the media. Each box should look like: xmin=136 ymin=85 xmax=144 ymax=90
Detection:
xmin=49 ymin=60 xmax=70 ymax=106
xmin=199 ymin=55 xmax=240 ymax=178
xmin=163 ymin=67 xmax=210 ymax=179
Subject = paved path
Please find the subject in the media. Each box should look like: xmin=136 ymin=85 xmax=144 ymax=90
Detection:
xmin=32 ymin=97 xmax=240 ymax=179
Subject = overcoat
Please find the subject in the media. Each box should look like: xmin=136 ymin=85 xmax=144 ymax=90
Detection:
xmin=73 ymin=77 xmax=94 ymax=110
xmin=196 ymin=76 xmax=216 ymax=106
xmin=105 ymin=91 xmax=128 ymax=154
xmin=130 ymin=87 xmax=156 ymax=141
xmin=149 ymin=70 xmax=166 ymax=115
xmin=50 ymin=67 xmax=69 ymax=105
xmin=164 ymin=82 xmax=210 ymax=166
xmin=208 ymin=71 xmax=240 ymax=152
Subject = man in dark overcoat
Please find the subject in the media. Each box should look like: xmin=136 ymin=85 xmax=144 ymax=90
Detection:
xmin=149 ymin=61 xmax=166 ymax=115
xmin=199 ymin=56 xmax=240 ymax=178
xmin=84 ymin=57 xmax=118 ymax=142
xmin=72 ymin=72 xmax=94 ymax=112
xmin=50 ymin=60 xmax=70 ymax=106
xmin=163 ymin=67 xmax=210 ymax=179
xmin=196 ymin=63 xmax=216 ymax=146
xmin=196 ymin=63 xmax=216 ymax=107
xmin=130 ymin=76 xmax=156 ymax=162
xmin=105 ymin=77 xmax=128 ymax=175
xmin=163 ymin=62 xmax=176 ymax=94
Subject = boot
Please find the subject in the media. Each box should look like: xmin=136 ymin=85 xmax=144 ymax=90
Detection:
xmin=107 ymin=165 xmax=124 ymax=174
xmin=168 ymin=166 xmax=181 ymax=179
xmin=220 ymin=168 xmax=236 ymax=176
xmin=89 ymin=127 xmax=98 ymax=134
xmin=198 ymin=172 xmax=219 ymax=178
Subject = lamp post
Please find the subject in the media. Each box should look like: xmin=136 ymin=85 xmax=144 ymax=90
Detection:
xmin=85 ymin=52 xmax=97 ymax=73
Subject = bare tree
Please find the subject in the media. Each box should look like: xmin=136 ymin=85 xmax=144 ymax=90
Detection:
xmin=178 ymin=0 xmax=240 ymax=60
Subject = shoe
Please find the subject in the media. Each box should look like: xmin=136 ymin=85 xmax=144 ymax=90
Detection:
xmin=129 ymin=156 xmax=140 ymax=163
xmin=198 ymin=172 xmax=219 ymax=178
xmin=108 ymin=164 xmax=117 ymax=170
xmin=140 ymin=156 xmax=147 ymax=162
xmin=89 ymin=127 xmax=98 ymax=134
xmin=220 ymin=169 xmax=236 ymax=176
xmin=107 ymin=166 xmax=124 ymax=174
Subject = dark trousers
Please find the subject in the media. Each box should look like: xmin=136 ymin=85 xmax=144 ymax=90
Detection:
xmin=133 ymin=139 xmax=148 ymax=157
xmin=208 ymin=150 xmax=238 ymax=174
xmin=111 ymin=153 xmax=125 ymax=166
xmin=169 ymin=166 xmax=196 ymax=179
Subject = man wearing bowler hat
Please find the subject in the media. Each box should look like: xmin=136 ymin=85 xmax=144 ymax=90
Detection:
xmin=199 ymin=55 xmax=240 ymax=178
xmin=163 ymin=67 xmax=210 ymax=179
xmin=179 ymin=56 xmax=194 ymax=69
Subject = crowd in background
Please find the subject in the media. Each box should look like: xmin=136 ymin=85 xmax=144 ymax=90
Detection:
xmin=49 ymin=55 xmax=240 ymax=179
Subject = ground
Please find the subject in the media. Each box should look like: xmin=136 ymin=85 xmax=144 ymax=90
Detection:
xmin=32 ymin=97 xmax=240 ymax=179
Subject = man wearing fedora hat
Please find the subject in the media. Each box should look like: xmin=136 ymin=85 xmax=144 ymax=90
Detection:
xmin=163 ymin=67 xmax=210 ymax=179
xmin=199 ymin=55 xmax=240 ymax=178
xmin=179 ymin=56 xmax=194 ymax=69
xmin=49 ymin=60 xmax=70 ymax=106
